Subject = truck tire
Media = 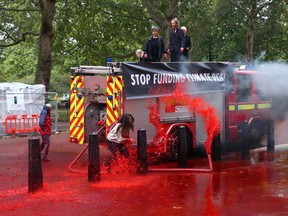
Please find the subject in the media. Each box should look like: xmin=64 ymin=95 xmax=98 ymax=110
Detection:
xmin=168 ymin=127 xmax=193 ymax=159
xmin=248 ymin=121 xmax=265 ymax=148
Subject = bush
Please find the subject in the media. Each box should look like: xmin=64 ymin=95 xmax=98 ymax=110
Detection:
xmin=58 ymin=108 xmax=69 ymax=122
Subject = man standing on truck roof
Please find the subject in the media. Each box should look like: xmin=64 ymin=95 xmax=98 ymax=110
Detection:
xmin=167 ymin=18 xmax=185 ymax=62
xmin=181 ymin=26 xmax=191 ymax=60
xmin=144 ymin=26 xmax=167 ymax=62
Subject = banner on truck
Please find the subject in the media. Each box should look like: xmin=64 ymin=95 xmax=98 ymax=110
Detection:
xmin=121 ymin=62 xmax=230 ymax=99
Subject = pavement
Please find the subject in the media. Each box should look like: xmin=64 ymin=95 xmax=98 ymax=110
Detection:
xmin=0 ymin=130 xmax=288 ymax=216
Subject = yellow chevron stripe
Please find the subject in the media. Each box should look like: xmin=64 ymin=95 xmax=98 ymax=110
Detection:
xmin=69 ymin=76 xmax=85 ymax=144
xmin=114 ymin=97 xmax=119 ymax=107
xmin=78 ymin=129 xmax=84 ymax=144
xmin=70 ymin=107 xmax=84 ymax=133
xmin=76 ymin=100 xmax=84 ymax=114
xmin=106 ymin=76 xmax=123 ymax=129
xmin=107 ymin=114 xmax=116 ymax=124
xmin=107 ymin=98 xmax=113 ymax=108
xmin=115 ymin=78 xmax=123 ymax=89
xmin=106 ymin=116 xmax=114 ymax=126
xmin=71 ymin=113 xmax=84 ymax=144
xmin=107 ymin=88 xmax=112 ymax=95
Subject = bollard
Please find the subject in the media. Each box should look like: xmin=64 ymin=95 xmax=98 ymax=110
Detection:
xmin=211 ymin=133 xmax=221 ymax=161
xmin=267 ymin=120 xmax=275 ymax=152
xmin=178 ymin=126 xmax=188 ymax=168
xmin=28 ymin=138 xmax=43 ymax=193
xmin=137 ymin=129 xmax=148 ymax=174
xmin=241 ymin=121 xmax=249 ymax=159
xmin=88 ymin=132 xmax=101 ymax=182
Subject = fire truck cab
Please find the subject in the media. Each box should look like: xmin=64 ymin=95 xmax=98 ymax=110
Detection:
xmin=226 ymin=66 xmax=272 ymax=146
xmin=68 ymin=62 xmax=272 ymax=157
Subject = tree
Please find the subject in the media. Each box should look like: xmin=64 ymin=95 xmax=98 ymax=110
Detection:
xmin=52 ymin=0 xmax=151 ymax=66
xmin=141 ymin=0 xmax=180 ymax=48
xmin=213 ymin=0 xmax=285 ymax=62
xmin=233 ymin=0 xmax=276 ymax=62
xmin=0 ymin=1 xmax=40 ymax=81
xmin=34 ymin=0 xmax=56 ymax=92
xmin=0 ymin=0 xmax=56 ymax=92
xmin=1 ymin=0 xmax=287 ymax=91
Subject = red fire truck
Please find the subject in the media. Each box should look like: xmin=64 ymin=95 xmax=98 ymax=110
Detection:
xmin=68 ymin=62 xmax=272 ymax=157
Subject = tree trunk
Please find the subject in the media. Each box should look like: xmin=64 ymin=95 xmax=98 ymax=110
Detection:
xmin=34 ymin=0 xmax=56 ymax=92
xmin=159 ymin=19 xmax=171 ymax=50
xmin=142 ymin=0 xmax=179 ymax=50
xmin=246 ymin=16 xmax=255 ymax=63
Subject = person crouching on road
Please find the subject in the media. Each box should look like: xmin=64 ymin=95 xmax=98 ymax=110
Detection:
xmin=39 ymin=103 xmax=52 ymax=162
xmin=106 ymin=113 xmax=135 ymax=166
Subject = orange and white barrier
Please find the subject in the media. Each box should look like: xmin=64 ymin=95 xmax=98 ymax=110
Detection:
xmin=3 ymin=114 xmax=40 ymax=134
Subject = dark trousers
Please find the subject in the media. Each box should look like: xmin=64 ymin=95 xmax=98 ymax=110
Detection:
xmin=107 ymin=140 xmax=129 ymax=157
xmin=171 ymin=52 xmax=181 ymax=62
xmin=147 ymin=55 xmax=161 ymax=62
xmin=41 ymin=134 xmax=50 ymax=159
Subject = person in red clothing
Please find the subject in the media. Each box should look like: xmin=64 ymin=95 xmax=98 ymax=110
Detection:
xmin=39 ymin=103 xmax=52 ymax=161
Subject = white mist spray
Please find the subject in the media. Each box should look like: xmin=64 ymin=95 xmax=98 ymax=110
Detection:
xmin=254 ymin=62 xmax=288 ymax=120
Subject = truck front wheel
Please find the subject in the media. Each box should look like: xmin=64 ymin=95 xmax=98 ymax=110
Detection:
xmin=248 ymin=121 xmax=265 ymax=147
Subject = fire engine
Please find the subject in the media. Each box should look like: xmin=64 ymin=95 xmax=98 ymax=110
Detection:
xmin=68 ymin=62 xmax=272 ymax=158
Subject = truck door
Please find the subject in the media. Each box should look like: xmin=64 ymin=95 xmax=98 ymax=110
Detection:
xmin=84 ymin=102 xmax=106 ymax=143
xmin=229 ymin=71 xmax=271 ymax=145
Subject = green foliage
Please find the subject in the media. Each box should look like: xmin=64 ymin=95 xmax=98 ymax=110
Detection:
xmin=53 ymin=0 xmax=151 ymax=65
xmin=2 ymin=41 xmax=38 ymax=82
xmin=0 ymin=0 xmax=287 ymax=92
xmin=58 ymin=108 xmax=69 ymax=122
xmin=49 ymin=68 xmax=71 ymax=95
xmin=209 ymin=0 xmax=288 ymax=62
xmin=0 ymin=1 xmax=40 ymax=47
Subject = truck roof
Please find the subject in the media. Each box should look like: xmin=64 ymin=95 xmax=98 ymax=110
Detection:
xmin=71 ymin=64 xmax=121 ymax=76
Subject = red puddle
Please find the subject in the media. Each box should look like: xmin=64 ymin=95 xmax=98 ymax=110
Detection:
xmin=90 ymin=174 xmax=157 ymax=189
xmin=149 ymin=83 xmax=220 ymax=154
xmin=1 ymin=84 xmax=288 ymax=215
xmin=1 ymin=137 xmax=288 ymax=215
xmin=108 ymin=153 xmax=137 ymax=174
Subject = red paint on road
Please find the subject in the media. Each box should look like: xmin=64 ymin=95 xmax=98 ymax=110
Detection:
xmin=1 ymin=132 xmax=288 ymax=215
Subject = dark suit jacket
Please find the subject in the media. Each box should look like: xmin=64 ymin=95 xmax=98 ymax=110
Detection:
xmin=144 ymin=36 xmax=166 ymax=61
xmin=168 ymin=28 xmax=185 ymax=53
xmin=183 ymin=35 xmax=191 ymax=57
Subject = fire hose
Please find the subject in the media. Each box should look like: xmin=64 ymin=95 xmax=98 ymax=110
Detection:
xmin=68 ymin=124 xmax=106 ymax=173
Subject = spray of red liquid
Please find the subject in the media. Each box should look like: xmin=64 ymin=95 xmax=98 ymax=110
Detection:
xmin=104 ymin=83 xmax=220 ymax=174
xmin=106 ymin=153 xmax=137 ymax=175
xmin=149 ymin=83 xmax=220 ymax=154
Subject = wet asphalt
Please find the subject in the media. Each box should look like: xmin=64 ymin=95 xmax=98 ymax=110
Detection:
xmin=0 ymin=130 xmax=288 ymax=216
